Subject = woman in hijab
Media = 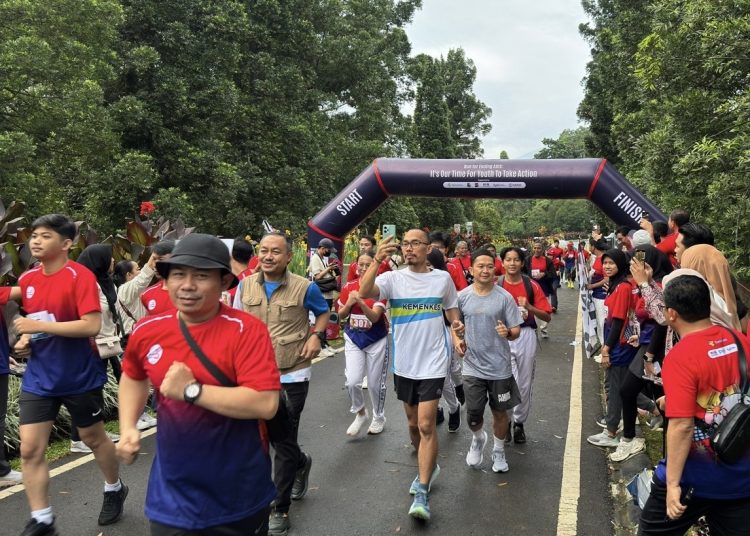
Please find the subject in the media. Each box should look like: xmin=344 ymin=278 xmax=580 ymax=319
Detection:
xmin=71 ymin=244 xmax=122 ymax=453
xmin=588 ymin=249 xmax=639 ymax=451
xmin=680 ymin=244 xmax=741 ymax=330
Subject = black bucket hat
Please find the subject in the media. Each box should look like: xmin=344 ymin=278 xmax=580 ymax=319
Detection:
xmin=156 ymin=233 xmax=239 ymax=288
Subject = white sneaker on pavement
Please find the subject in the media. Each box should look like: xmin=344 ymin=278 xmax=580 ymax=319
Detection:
xmin=492 ymin=448 xmax=509 ymax=473
xmin=367 ymin=416 xmax=386 ymax=435
xmin=319 ymin=347 xmax=335 ymax=358
xmin=136 ymin=412 xmax=157 ymax=431
xmin=466 ymin=430 xmax=488 ymax=467
xmin=587 ymin=430 xmax=620 ymax=448
xmin=347 ymin=410 xmax=369 ymax=437
xmin=610 ymin=437 xmax=646 ymax=462
xmin=0 ymin=469 xmax=22 ymax=486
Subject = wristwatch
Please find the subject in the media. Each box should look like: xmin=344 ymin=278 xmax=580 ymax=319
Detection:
xmin=638 ymin=281 xmax=650 ymax=290
xmin=313 ymin=330 xmax=327 ymax=344
xmin=183 ymin=381 xmax=202 ymax=404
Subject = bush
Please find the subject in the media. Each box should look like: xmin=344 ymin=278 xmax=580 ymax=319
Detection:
xmin=3 ymin=369 xmax=120 ymax=455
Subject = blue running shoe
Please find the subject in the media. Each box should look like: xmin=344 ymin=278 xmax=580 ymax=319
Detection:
xmin=408 ymin=490 xmax=430 ymax=521
xmin=409 ymin=464 xmax=440 ymax=495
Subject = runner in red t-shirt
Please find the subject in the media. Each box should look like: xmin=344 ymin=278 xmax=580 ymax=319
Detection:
xmin=11 ymin=214 xmax=126 ymax=533
xmin=139 ymin=240 xmax=176 ymax=316
xmin=498 ymin=246 xmax=552 ymax=445
xmin=337 ymin=251 xmax=389 ymax=436
xmin=228 ymin=237 xmax=257 ymax=301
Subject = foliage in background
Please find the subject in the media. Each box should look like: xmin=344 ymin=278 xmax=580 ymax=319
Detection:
xmin=579 ymin=0 xmax=750 ymax=276
xmin=0 ymin=0 xmax=498 ymax=244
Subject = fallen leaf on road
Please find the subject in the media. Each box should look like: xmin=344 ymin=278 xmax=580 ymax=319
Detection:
xmin=395 ymin=526 xmax=401 ymax=532
xmin=497 ymin=482 xmax=508 ymax=487
xmin=554 ymin=435 xmax=563 ymax=439
xmin=59 ymin=491 xmax=69 ymax=494
xmin=309 ymin=486 xmax=319 ymax=491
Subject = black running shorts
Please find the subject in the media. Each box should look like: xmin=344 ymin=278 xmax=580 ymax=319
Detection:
xmin=464 ymin=376 xmax=522 ymax=426
xmin=394 ymin=375 xmax=445 ymax=405
xmin=19 ymin=389 xmax=106 ymax=428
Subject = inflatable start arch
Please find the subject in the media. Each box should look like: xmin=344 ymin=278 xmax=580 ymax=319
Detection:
xmin=307 ymin=158 xmax=665 ymax=251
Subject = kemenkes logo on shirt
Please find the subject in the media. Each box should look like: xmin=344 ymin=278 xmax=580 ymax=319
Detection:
xmin=390 ymin=298 xmax=443 ymax=325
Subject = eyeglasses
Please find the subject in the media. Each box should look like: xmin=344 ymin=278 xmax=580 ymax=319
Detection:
xmin=400 ymin=241 xmax=429 ymax=249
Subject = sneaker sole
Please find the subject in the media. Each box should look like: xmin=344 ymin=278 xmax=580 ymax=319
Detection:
xmin=408 ymin=505 xmax=430 ymax=521
xmin=492 ymin=464 xmax=509 ymax=473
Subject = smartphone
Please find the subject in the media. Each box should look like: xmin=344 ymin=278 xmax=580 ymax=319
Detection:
xmin=642 ymin=211 xmax=651 ymax=221
xmin=635 ymin=250 xmax=646 ymax=263
xmin=382 ymin=224 xmax=396 ymax=240
xmin=593 ymin=223 xmax=600 ymax=232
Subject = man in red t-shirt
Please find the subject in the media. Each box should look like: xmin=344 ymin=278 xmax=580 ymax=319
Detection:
xmin=118 ymin=233 xmax=280 ymax=535
xmin=641 ymin=208 xmax=690 ymax=268
xmin=639 ymin=274 xmax=750 ymax=534
xmin=139 ymin=240 xmax=175 ymax=316
xmin=12 ymin=214 xmax=126 ymax=533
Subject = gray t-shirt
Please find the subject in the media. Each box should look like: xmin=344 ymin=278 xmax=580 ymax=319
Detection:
xmin=457 ymin=285 xmax=523 ymax=380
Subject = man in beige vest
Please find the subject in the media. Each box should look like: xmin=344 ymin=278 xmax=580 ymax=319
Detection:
xmin=234 ymin=232 xmax=330 ymax=536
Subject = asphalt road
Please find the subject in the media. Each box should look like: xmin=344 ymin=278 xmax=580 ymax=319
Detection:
xmin=0 ymin=287 xmax=613 ymax=535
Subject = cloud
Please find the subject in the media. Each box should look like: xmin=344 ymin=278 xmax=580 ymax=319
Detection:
xmin=406 ymin=0 xmax=591 ymax=158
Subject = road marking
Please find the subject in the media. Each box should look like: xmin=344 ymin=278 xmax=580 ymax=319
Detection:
xmin=0 ymin=346 xmax=345 ymax=502
xmin=0 ymin=427 xmax=158 ymax=501
xmin=556 ymin=298 xmax=583 ymax=535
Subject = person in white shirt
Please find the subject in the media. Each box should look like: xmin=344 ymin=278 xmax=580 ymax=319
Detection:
xmin=359 ymin=230 xmax=460 ymax=522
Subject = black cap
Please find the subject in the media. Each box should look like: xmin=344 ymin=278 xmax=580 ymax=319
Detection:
xmin=318 ymin=238 xmax=337 ymax=253
xmin=156 ymin=233 xmax=238 ymax=288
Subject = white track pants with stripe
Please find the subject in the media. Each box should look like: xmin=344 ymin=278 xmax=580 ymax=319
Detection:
xmin=509 ymin=327 xmax=538 ymax=424
xmin=344 ymin=334 xmax=389 ymax=418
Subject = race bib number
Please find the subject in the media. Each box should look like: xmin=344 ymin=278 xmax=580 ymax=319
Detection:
xmin=349 ymin=313 xmax=372 ymax=330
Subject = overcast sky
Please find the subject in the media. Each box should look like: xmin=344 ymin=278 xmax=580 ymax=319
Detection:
xmin=406 ymin=0 xmax=591 ymax=159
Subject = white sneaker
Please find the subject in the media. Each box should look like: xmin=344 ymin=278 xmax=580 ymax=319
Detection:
xmin=0 ymin=469 xmax=22 ymax=485
xmin=587 ymin=430 xmax=620 ymax=448
xmin=319 ymin=347 xmax=335 ymax=358
xmin=492 ymin=448 xmax=509 ymax=473
xmin=361 ymin=376 xmax=368 ymax=389
xmin=136 ymin=412 xmax=157 ymax=431
xmin=70 ymin=440 xmax=92 ymax=454
xmin=540 ymin=328 xmax=549 ymax=339
xmin=368 ymin=416 xmax=386 ymax=435
xmin=609 ymin=437 xmax=646 ymax=462
xmin=466 ymin=430 xmax=488 ymax=467
xmin=347 ymin=410 xmax=369 ymax=437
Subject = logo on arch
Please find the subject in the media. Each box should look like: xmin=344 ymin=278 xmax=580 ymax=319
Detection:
xmin=147 ymin=344 xmax=163 ymax=365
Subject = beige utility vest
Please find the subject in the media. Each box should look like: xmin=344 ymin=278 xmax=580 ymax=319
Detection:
xmin=240 ymin=270 xmax=312 ymax=373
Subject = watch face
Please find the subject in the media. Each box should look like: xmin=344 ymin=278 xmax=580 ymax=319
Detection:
xmin=185 ymin=383 xmax=200 ymax=400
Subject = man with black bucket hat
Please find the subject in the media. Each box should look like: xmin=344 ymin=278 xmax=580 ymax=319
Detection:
xmin=117 ymin=233 xmax=281 ymax=536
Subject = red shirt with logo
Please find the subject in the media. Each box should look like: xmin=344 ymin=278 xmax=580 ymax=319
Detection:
xmin=140 ymin=282 xmax=173 ymax=315
xmin=656 ymin=326 xmax=750 ymax=498
xmin=337 ymin=280 xmax=388 ymax=348
xmin=500 ymin=277 xmax=551 ymax=329
xmin=18 ymin=261 xmax=105 ymax=396
xmin=122 ymin=304 xmax=280 ymax=529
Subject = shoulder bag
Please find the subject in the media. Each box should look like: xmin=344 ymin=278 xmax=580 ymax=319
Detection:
xmin=711 ymin=330 xmax=750 ymax=464
xmin=178 ymin=314 xmax=292 ymax=442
